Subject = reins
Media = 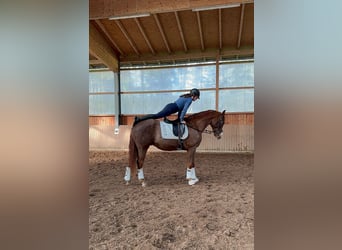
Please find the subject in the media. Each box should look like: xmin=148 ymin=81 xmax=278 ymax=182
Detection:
xmin=203 ymin=129 xmax=214 ymax=134
xmin=186 ymin=124 xmax=213 ymax=134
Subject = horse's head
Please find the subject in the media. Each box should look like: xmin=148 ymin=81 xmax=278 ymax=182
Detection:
xmin=210 ymin=110 xmax=225 ymax=139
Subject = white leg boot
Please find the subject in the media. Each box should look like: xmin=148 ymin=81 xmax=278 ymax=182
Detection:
xmin=137 ymin=168 xmax=146 ymax=187
xmin=124 ymin=167 xmax=131 ymax=184
xmin=186 ymin=168 xmax=192 ymax=180
xmin=137 ymin=168 xmax=144 ymax=180
xmin=187 ymin=168 xmax=199 ymax=185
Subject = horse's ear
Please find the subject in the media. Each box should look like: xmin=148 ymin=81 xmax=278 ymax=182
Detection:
xmin=222 ymin=110 xmax=226 ymax=114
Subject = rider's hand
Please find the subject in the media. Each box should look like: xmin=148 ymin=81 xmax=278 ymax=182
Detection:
xmin=180 ymin=120 xmax=186 ymax=124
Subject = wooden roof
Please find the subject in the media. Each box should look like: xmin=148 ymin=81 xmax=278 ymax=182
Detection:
xmin=89 ymin=0 xmax=254 ymax=71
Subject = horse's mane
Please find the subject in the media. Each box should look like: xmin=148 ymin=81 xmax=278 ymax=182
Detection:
xmin=184 ymin=110 xmax=218 ymax=122
xmin=184 ymin=109 xmax=224 ymax=132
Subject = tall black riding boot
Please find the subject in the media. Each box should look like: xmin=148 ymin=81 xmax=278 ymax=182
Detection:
xmin=133 ymin=114 xmax=155 ymax=126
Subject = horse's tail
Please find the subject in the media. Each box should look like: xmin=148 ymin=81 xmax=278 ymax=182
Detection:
xmin=128 ymin=132 xmax=138 ymax=178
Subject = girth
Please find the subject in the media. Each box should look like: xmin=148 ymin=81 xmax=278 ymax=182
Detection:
xmin=163 ymin=117 xmax=186 ymax=150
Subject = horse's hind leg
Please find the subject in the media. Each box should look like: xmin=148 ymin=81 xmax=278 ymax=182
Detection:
xmin=137 ymin=146 xmax=149 ymax=187
xmin=137 ymin=164 xmax=146 ymax=187
xmin=124 ymin=167 xmax=131 ymax=185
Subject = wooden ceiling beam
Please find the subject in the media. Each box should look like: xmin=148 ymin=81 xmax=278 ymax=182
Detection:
xmin=153 ymin=14 xmax=171 ymax=54
xmin=94 ymin=20 xmax=124 ymax=56
xmin=196 ymin=12 xmax=205 ymax=51
xmin=89 ymin=22 xmax=119 ymax=72
xmin=237 ymin=4 xmax=245 ymax=49
xmin=120 ymin=48 xmax=254 ymax=63
xmin=219 ymin=9 xmax=222 ymax=50
xmin=89 ymin=59 xmax=103 ymax=65
xmin=90 ymin=0 xmax=254 ymax=19
xmin=115 ymin=20 xmax=140 ymax=55
xmin=174 ymin=11 xmax=188 ymax=52
xmin=134 ymin=18 xmax=156 ymax=55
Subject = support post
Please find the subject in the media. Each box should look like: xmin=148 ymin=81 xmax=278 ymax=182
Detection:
xmin=215 ymin=52 xmax=220 ymax=111
xmin=114 ymin=72 xmax=120 ymax=134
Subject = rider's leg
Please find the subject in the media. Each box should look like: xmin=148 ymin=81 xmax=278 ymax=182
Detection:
xmin=153 ymin=103 xmax=179 ymax=119
xmin=134 ymin=103 xmax=178 ymax=126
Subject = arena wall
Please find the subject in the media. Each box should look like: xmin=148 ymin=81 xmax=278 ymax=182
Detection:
xmin=89 ymin=113 xmax=254 ymax=152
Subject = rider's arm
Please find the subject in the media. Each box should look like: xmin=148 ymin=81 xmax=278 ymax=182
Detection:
xmin=179 ymin=99 xmax=192 ymax=122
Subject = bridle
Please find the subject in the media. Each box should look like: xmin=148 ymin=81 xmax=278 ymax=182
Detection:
xmin=186 ymin=115 xmax=224 ymax=135
xmin=203 ymin=129 xmax=214 ymax=134
xmin=185 ymin=124 xmax=213 ymax=134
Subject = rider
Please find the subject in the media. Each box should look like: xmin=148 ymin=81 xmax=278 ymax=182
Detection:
xmin=133 ymin=88 xmax=200 ymax=126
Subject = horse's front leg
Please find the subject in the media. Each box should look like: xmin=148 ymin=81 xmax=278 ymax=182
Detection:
xmin=186 ymin=147 xmax=199 ymax=185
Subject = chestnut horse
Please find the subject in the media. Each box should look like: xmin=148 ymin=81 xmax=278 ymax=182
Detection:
xmin=124 ymin=110 xmax=226 ymax=186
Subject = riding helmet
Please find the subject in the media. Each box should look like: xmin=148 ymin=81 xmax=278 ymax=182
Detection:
xmin=190 ymin=88 xmax=200 ymax=99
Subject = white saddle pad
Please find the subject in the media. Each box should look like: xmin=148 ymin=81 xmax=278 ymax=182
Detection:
xmin=160 ymin=121 xmax=189 ymax=140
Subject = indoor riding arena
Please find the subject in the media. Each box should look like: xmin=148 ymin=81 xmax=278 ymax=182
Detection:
xmin=89 ymin=0 xmax=254 ymax=249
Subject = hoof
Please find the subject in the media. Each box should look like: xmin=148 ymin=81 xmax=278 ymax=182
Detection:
xmin=141 ymin=181 xmax=146 ymax=187
xmin=125 ymin=181 xmax=130 ymax=185
xmin=188 ymin=178 xmax=199 ymax=186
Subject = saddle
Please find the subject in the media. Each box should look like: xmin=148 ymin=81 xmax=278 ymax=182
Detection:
xmin=161 ymin=118 xmax=188 ymax=150
xmin=163 ymin=117 xmax=186 ymax=138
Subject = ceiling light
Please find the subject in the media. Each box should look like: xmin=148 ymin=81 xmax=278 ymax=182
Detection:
xmin=108 ymin=13 xmax=150 ymax=20
xmin=192 ymin=4 xmax=240 ymax=12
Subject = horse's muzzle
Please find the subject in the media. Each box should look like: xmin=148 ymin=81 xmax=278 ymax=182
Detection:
xmin=215 ymin=132 xmax=223 ymax=139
